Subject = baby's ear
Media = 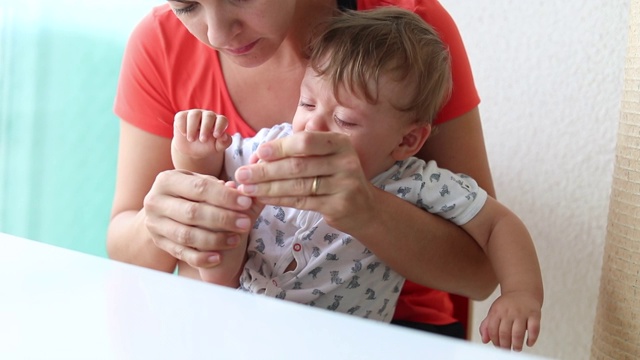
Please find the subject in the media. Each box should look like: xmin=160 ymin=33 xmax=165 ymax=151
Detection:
xmin=392 ymin=124 xmax=431 ymax=161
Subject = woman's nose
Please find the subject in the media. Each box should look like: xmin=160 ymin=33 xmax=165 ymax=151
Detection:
xmin=205 ymin=5 xmax=239 ymax=47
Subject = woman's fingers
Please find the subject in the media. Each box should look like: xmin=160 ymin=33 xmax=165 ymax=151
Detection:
xmin=145 ymin=214 xmax=244 ymax=269
xmin=229 ymin=131 xmax=376 ymax=232
xmin=237 ymin=169 xmax=326 ymax=197
xmin=146 ymin=214 xmax=240 ymax=251
xmin=233 ymin=132 xmax=361 ymax=195
xmin=255 ymin=130 xmax=352 ymax=161
xmin=143 ymin=169 xmax=257 ymax=265
xmin=154 ymin=170 xmax=252 ymax=212
xmin=153 ymin=234 xmax=221 ymax=269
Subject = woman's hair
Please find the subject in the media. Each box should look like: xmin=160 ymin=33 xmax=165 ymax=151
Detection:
xmin=307 ymin=7 xmax=452 ymax=125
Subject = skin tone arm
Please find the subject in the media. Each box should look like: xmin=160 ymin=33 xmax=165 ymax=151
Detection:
xmin=110 ymin=0 xmax=496 ymax=301
xmin=462 ymin=198 xmax=543 ymax=352
xmin=171 ymin=110 xmax=231 ymax=176
xmin=171 ymin=109 xmax=252 ymax=287
xmin=108 ymin=109 xmax=498 ymax=299
xmin=233 ymin=108 xmax=498 ymax=299
xmin=107 ymin=120 xmax=178 ymax=272
xmin=418 ymin=108 xmax=496 ymax=199
xmin=107 ymin=120 xmax=251 ymax=274
xmin=426 ymin=110 xmax=542 ymax=351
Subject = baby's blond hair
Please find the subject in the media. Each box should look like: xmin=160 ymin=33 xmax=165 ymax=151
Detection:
xmin=307 ymin=7 xmax=452 ymax=125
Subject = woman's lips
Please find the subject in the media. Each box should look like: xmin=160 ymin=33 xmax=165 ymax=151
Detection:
xmin=225 ymin=39 xmax=259 ymax=56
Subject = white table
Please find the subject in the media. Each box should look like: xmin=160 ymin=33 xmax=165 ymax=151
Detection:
xmin=0 ymin=232 xmax=546 ymax=359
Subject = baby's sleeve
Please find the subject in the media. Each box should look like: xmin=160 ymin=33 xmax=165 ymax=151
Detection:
xmin=418 ymin=160 xmax=488 ymax=225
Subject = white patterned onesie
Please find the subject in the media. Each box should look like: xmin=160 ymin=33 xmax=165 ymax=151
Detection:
xmin=224 ymin=123 xmax=488 ymax=322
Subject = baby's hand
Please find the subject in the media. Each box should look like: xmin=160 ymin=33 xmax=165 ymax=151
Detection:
xmin=173 ymin=109 xmax=232 ymax=159
xmin=479 ymin=292 xmax=541 ymax=352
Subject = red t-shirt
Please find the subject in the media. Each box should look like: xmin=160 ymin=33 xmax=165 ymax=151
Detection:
xmin=114 ymin=0 xmax=480 ymax=326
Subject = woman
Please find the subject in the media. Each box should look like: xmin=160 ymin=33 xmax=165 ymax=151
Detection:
xmin=107 ymin=0 xmax=497 ymax=339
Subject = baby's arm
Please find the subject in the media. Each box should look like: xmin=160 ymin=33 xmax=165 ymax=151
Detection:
xmin=171 ymin=109 xmax=245 ymax=288
xmin=171 ymin=109 xmax=231 ymax=176
xmin=197 ymin=180 xmax=251 ymax=288
xmin=461 ymin=198 xmax=543 ymax=351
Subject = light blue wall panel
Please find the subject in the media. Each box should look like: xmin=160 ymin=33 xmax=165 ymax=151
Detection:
xmin=0 ymin=1 xmax=163 ymax=256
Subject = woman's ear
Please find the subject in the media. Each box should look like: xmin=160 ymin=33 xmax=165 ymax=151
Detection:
xmin=392 ymin=124 xmax=432 ymax=161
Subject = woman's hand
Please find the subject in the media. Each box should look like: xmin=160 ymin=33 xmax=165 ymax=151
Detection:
xmin=229 ymin=127 xmax=496 ymax=298
xmin=143 ymin=169 xmax=262 ymax=269
xmin=233 ymin=131 xmax=378 ymax=232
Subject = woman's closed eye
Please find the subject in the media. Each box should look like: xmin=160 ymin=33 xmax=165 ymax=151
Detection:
xmin=169 ymin=1 xmax=198 ymax=16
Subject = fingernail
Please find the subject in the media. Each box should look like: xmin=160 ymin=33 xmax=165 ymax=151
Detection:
xmin=258 ymin=145 xmax=272 ymax=159
xmin=235 ymin=168 xmax=250 ymax=182
xmin=227 ymin=235 xmax=240 ymax=246
xmin=237 ymin=196 xmax=252 ymax=207
xmin=240 ymin=184 xmax=257 ymax=195
xmin=236 ymin=217 xmax=251 ymax=230
xmin=207 ymin=254 xmax=220 ymax=264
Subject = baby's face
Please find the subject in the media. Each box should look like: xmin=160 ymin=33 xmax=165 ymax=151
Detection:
xmin=292 ymin=67 xmax=422 ymax=179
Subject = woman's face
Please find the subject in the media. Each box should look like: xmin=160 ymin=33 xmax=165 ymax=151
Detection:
xmin=167 ymin=0 xmax=297 ymax=67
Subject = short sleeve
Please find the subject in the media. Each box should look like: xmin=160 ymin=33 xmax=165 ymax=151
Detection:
xmin=418 ymin=160 xmax=488 ymax=225
xmin=113 ymin=6 xmax=176 ymax=137
xmin=374 ymin=158 xmax=487 ymax=226
xmin=418 ymin=2 xmax=481 ymax=124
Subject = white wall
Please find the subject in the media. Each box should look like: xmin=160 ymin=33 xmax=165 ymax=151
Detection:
xmin=439 ymin=1 xmax=630 ymax=359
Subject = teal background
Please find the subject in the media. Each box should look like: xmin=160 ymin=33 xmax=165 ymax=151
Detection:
xmin=0 ymin=1 xmax=163 ymax=256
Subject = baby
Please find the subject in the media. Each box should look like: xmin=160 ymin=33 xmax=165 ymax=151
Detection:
xmin=171 ymin=7 xmax=543 ymax=351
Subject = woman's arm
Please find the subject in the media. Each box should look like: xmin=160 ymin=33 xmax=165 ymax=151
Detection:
xmin=348 ymin=107 xmax=499 ymax=297
xmin=418 ymin=107 xmax=498 ymax=297
xmin=353 ymin=187 xmax=497 ymax=299
xmin=418 ymin=107 xmax=495 ymax=198
xmin=107 ymin=121 xmax=178 ymax=272
xmin=414 ymin=106 xmax=498 ymax=298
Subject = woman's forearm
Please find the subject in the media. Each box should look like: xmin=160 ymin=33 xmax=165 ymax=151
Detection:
xmin=106 ymin=209 xmax=178 ymax=273
xmin=351 ymin=187 xmax=497 ymax=300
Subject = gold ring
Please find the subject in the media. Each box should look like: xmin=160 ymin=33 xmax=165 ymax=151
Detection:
xmin=311 ymin=176 xmax=320 ymax=196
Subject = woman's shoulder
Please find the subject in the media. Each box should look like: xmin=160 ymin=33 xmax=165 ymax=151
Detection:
xmin=358 ymin=1 xmax=457 ymax=36
xmin=357 ymin=0 xmax=448 ymax=18
xmin=115 ymin=4 xmax=227 ymax=139
xmin=140 ymin=4 xmax=183 ymax=31
xmin=130 ymin=4 xmax=194 ymax=46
